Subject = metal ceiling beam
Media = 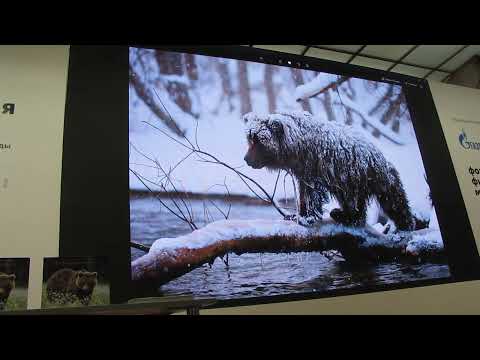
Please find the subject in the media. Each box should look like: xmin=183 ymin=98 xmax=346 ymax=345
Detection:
xmin=386 ymin=45 xmax=419 ymax=72
xmin=346 ymin=45 xmax=367 ymax=64
xmin=301 ymin=45 xmax=311 ymax=56
xmin=247 ymin=45 xmax=478 ymax=80
xmin=299 ymin=45 xmax=451 ymax=73
xmin=423 ymin=45 xmax=470 ymax=79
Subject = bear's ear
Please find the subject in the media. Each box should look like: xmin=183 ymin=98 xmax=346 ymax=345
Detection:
xmin=91 ymin=272 xmax=98 ymax=278
xmin=269 ymin=119 xmax=285 ymax=139
xmin=243 ymin=112 xmax=255 ymax=124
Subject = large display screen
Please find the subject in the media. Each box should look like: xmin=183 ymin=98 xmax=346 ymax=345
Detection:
xmin=128 ymin=47 xmax=452 ymax=302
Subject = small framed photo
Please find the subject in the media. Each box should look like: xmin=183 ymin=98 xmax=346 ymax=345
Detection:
xmin=42 ymin=257 xmax=109 ymax=308
xmin=0 ymin=258 xmax=30 ymax=312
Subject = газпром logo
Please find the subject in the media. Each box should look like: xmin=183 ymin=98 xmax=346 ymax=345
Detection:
xmin=459 ymin=129 xmax=480 ymax=150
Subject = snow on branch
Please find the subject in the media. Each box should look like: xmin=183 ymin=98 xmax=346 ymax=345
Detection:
xmin=131 ymin=219 xmax=446 ymax=286
xmin=295 ymin=76 xmax=349 ymax=102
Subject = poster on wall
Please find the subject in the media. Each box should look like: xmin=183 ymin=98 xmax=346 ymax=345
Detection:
xmin=457 ymin=120 xmax=480 ymax=197
xmin=0 ymin=46 xmax=70 ymax=310
xmin=430 ymin=81 xmax=480 ymax=253
xmin=129 ymin=48 xmax=452 ymax=302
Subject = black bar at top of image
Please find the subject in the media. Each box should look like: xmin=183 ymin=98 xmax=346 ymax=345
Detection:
xmin=59 ymin=46 xmax=131 ymax=304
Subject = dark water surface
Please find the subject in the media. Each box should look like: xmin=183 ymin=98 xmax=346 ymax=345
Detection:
xmin=130 ymin=195 xmax=450 ymax=300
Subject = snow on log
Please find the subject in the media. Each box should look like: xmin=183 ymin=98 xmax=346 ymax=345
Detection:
xmin=131 ymin=219 xmax=446 ymax=286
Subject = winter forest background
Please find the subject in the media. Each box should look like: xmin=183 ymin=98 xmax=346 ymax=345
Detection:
xmin=129 ymin=47 xmax=449 ymax=300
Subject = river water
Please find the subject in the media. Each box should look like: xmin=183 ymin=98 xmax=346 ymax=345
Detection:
xmin=130 ymin=194 xmax=451 ymax=300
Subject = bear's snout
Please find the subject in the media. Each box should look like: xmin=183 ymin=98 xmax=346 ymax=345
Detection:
xmin=244 ymin=154 xmax=253 ymax=166
xmin=244 ymin=154 xmax=263 ymax=169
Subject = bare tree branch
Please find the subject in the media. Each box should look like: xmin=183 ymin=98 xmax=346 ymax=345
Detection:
xmin=142 ymin=121 xmax=288 ymax=218
xmin=296 ymin=76 xmax=350 ymax=102
xmin=129 ymin=64 xmax=185 ymax=137
xmin=131 ymin=241 xmax=151 ymax=253
xmin=130 ymin=168 xmax=198 ymax=231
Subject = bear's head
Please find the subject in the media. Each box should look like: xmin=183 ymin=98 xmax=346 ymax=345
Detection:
xmin=243 ymin=112 xmax=287 ymax=170
xmin=74 ymin=270 xmax=98 ymax=293
xmin=0 ymin=273 xmax=16 ymax=310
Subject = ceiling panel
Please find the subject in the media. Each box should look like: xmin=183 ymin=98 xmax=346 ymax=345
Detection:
xmin=390 ymin=64 xmax=430 ymax=78
xmin=403 ymin=45 xmax=465 ymax=68
xmin=253 ymin=45 xmax=306 ymax=55
xmin=361 ymin=45 xmax=415 ymax=61
xmin=427 ymin=71 xmax=450 ymax=82
xmin=350 ymin=56 xmax=393 ymax=70
xmin=305 ymin=47 xmax=351 ymax=62
xmin=247 ymin=45 xmax=478 ymax=81
xmin=439 ymin=45 xmax=480 ymax=71
xmin=317 ymin=45 xmax=363 ymax=53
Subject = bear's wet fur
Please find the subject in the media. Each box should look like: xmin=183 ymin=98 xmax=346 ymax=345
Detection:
xmin=0 ymin=273 xmax=15 ymax=311
xmin=46 ymin=268 xmax=98 ymax=306
xmin=244 ymin=111 xmax=420 ymax=231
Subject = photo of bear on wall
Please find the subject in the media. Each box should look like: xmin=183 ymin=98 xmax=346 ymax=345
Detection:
xmin=129 ymin=47 xmax=451 ymax=301
xmin=41 ymin=257 xmax=109 ymax=308
xmin=0 ymin=258 xmax=29 ymax=311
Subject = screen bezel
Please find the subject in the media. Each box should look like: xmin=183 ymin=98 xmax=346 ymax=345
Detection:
xmin=61 ymin=45 xmax=480 ymax=308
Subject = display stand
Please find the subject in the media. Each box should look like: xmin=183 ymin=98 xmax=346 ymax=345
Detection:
xmin=0 ymin=296 xmax=216 ymax=316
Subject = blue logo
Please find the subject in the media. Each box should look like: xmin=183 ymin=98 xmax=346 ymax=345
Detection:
xmin=459 ymin=129 xmax=480 ymax=151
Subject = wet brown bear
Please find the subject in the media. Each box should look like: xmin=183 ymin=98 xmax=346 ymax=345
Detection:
xmin=0 ymin=273 xmax=16 ymax=311
xmin=46 ymin=269 xmax=97 ymax=306
xmin=244 ymin=111 xmax=421 ymax=231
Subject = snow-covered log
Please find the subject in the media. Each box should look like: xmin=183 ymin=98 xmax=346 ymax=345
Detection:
xmin=131 ymin=219 xmax=446 ymax=286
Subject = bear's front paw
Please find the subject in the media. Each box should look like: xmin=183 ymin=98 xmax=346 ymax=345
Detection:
xmin=298 ymin=216 xmax=316 ymax=226
xmin=284 ymin=214 xmax=298 ymax=222
xmin=330 ymin=208 xmax=346 ymax=223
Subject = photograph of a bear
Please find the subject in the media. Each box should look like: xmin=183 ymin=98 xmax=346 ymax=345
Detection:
xmin=244 ymin=111 xmax=421 ymax=231
xmin=0 ymin=273 xmax=15 ymax=311
xmin=46 ymin=268 xmax=98 ymax=306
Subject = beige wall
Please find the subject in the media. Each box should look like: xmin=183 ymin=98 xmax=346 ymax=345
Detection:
xmin=429 ymin=81 xmax=480 ymax=249
xmin=200 ymin=80 xmax=480 ymax=315
xmin=0 ymin=45 xmax=70 ymax=309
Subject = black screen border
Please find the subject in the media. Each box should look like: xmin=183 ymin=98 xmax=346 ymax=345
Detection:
xmin=61 ymin=45 xmax=480 ymax=308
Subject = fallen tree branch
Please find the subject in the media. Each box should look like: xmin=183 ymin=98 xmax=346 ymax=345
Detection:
xmin=131 ymin=219 xmax=445 ymax=287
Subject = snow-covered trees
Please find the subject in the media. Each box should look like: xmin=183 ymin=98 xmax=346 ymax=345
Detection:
xmin=296 ymin=75 xmax=414 ymax=144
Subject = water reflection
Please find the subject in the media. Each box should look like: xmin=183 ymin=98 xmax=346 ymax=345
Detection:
xmin=130 ymin=195 xmax=450 ymax=300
